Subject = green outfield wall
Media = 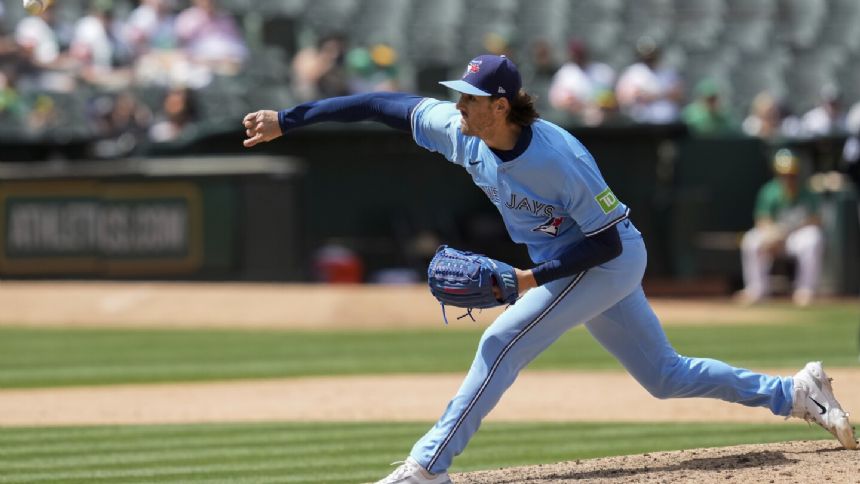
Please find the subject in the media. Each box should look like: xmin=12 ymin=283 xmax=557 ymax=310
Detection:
xmin=1 ymin=129 xmax=856 ymax=294
xmin=0 ymin=156 xmax=306 ymax=280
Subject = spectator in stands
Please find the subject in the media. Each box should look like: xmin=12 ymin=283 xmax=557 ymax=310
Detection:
xmin=843 ymin=101 xmax=860 ymax=217
xmin=70 ymin=0 xmax=117 ymax=69
xmin=126 ymin=0 xmax=197 ymax=88
xmin=528 ymin=38 xmax=559 ymax=81
xmin=175 ymin=0 xmax=246 ymax=76
xmin=70 ymin=0 xmax=134 ymax=86
xmin=738 ymin=149 xmax=823 ymax=307
xmin=481 ymin=32 xmax=515 ymax=60
xmin=742 ymin=91 xmax=784 ymax=140
xmin=0 ymin=68 xmax=26 ymax=123
xmin=26 ymin=92 xmax=58 ymax=133
xmin=800 ymin=84 xmax=848 ymax=137
xmin=291 ymin=33 xmax=349 ymax=101
xmin=148 ymin=85 xmax=197 ymax=142
xmin=90 ymin=90 xmax=152 ymax=157
xmin=847 ymin=100 xmax=860 ymax=138
xmin=14 ymin=5 xmax=60 ymax=67
xmin=124 ymin=0 xmax=178 ymax=56
xmin=13 ymin=4 xmax=76 ymax=92
xmin=548 ymin=39 xmax=615 ymax=122
xmin=615 ymin=36 xmax=683 ymax=124
xmin=589 ymin=89 xmax=627 ymax=126
xmin=346 ymin=43 xmax=399 ymax=94
xmin=681 ymin=78 xmax=738 ymax=136
xmin=519 ymin=38 xmax=559 ymax=115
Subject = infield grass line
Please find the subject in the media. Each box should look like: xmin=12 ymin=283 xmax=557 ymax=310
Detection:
xmin=0 ymin=421 xmax=835 ymax=484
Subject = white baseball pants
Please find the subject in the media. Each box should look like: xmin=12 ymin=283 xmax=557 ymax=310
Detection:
xmin=740 ymin=225 xmax=824 ymax=299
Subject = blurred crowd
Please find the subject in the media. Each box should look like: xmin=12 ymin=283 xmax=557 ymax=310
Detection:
xmin=541 ymin=35 xmax=860 ymax=141
xmin=1 ymin=0 xmax=860 ymax=159
xmin=0 ymin=0 xmax=250 ymax=155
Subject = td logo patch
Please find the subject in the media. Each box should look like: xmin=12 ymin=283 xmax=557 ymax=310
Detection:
xmin=595 ymin=187 xmax=619 ymax=214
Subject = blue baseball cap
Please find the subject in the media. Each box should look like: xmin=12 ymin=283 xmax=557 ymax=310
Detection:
xmin=439 ymin=54 xmax=522 ymax=101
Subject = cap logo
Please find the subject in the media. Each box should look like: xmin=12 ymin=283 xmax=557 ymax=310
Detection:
xmin=497 ymin=87 xmax=506 ymax=94
xmin=464 ymin=60 xmax=482 ymax=77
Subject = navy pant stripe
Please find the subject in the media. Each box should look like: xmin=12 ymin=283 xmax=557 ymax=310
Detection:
xmin=427 ymin=271 xmax=586 ymax=469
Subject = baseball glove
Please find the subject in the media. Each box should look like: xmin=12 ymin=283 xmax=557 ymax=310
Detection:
xmin=427 ymin=245 xmax=519 ymax=322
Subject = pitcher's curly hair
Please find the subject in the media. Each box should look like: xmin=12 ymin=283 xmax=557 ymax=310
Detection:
xmin=493 ymin=89 xmax=540 ymax=127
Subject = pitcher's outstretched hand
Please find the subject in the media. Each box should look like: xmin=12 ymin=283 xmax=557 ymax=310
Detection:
xmin=242 ymin=110 xmax=282 ymax=147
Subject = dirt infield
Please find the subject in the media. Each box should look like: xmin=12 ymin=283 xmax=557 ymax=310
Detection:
xmin=2 ymin=369 xmax=860 ymax=427
xmin=0 ymin=282 xmax=820 ymax=329
xmin=455 ymin=440 xmax=860 ymax=483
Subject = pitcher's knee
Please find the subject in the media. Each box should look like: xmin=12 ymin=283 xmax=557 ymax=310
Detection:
xmin=476 ymin=326 xmax=520 ymax=365
xmin=644 ymin=380 xmax=676 ymax=400
xmin=740 ymin=229 xmax=763 ymax=252
xmin=640 ymin=355 xmax=684 ymax=399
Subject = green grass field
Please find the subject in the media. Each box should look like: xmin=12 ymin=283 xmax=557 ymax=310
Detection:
xmin=0 ymin=302 xmax=857 ymax=388
xmin=0 ymin=421 xmax=832 ymax=484
xmin=0 ymin=301 xmax=856 ymax=482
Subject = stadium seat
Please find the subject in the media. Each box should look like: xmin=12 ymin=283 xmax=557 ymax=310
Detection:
xmin=566 ymin=0 xmax=624 ymax=62
xmin=817 ymin=0 xmax=860 ymax=53
xmin=459 ymin=0 xmax=519 ymax=57
xmin=300 ymin=0 xmax=360 ymax=39
xmin=721 ymin=0 xmax=776 ymax=53
xmin=672 ymin=0 xmax=725 ymax=50
xmin=783 ymin=47 xmax=843 ymax=114
xmin=260 ymin=14 xmax=299 ymax=57
xmin=348 ymin=0 xmax=413 ymax=55
xmin=256 ymin=0 xmax=307 ymax=16
xmin=621 ymin=0 xmax=674 ymax=46
xmin=414 ymin=64 xmax=457 ymax=99
xmin=775 ymin=0 xmax=827 ymax=48
xmin=836 ymin=55 xmax=860 ymax=106
xmin=407 ymin=0 xmax=465 ymax=67
xmin=195 ymin=76 xmax=250 ymax=123
xmin=246 ymin=85 xmax=294 ymax=111
xmin=134 ymin=85 xmax=168 ymax=114
xmin=515 ymin=0 xmax=569 ymax=62
xmin=730 ymin=50 xmax=789 ymax=113
xmin=680 ymin=45 xmax=738 ymax=89
xmin=245 ymin=45 xmax=291 ymax=83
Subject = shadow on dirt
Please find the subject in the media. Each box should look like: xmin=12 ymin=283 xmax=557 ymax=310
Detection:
xmin=465 ymin=450 xmax=796 ymax=483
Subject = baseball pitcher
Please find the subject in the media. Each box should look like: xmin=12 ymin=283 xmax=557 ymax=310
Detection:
xmin=243 ymin=55 xmax=856 ymax=484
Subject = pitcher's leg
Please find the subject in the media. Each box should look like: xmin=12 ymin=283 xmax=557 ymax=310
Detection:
xmin=411 ymin=236 xmax=648 ymax=474
xmin=410 ymin=273 xmax=592 ymax=473
xmin=585 ymin=288 xmax=794 ymax=416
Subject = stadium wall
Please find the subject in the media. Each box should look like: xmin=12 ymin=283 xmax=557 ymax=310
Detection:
xmin=1 ymin=127 xmax=856 ymax=294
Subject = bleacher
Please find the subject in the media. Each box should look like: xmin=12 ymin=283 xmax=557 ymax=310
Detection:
xmin=2 ymin=0 xmax=860 ymax=147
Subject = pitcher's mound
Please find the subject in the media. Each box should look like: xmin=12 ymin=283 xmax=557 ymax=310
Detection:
xmin=455 ymin=440 xmax=858 ymax=483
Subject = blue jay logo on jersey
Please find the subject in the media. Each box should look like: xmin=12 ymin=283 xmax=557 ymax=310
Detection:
xmin=532 ymin=216 xmax=565 ymax=237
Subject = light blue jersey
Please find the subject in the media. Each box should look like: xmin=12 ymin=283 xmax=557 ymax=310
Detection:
xmin=411 ymin=99 xmax=638 ymax=263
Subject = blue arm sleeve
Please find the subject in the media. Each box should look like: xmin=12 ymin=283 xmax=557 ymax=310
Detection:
xmin=531 ymin=225 xmax=622 ymax=285
xmin=278 ymin=92 xmax=424 ymax=133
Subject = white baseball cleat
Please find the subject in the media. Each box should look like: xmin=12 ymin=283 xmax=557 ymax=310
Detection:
xmin=791 ymin=361 xmax=858 ymax=449
xmin=375 ymin=457 xmax=453 ymax=484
